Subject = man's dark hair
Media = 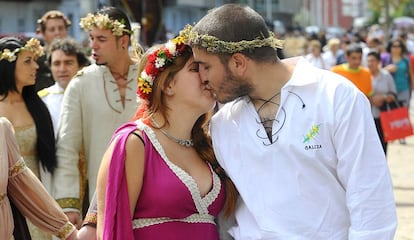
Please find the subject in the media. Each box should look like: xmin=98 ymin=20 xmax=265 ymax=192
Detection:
xmin=345 ymin=43 xmax=363 ymax=56
xmin=47 ymin=37 xmax=90 ymax=67
xmin=367 ymin=50 xmax=381 ymax=61
xmin=193 ymin=4 xmax=279 ymax=64
xmin=97 ymin=6 xmax=132 ymax=37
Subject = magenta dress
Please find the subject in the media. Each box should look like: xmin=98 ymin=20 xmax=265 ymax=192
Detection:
xmin=103 ymin=120 xmax=225 ymax=240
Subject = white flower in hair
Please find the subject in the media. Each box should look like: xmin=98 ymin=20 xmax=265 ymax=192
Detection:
xmin=141 ymin=71 xmax=153 ymax=85
xmin=165 ymin=41 xmax=176 ymax=54
xmin=155 ymin=58 xmax=166 ymax=68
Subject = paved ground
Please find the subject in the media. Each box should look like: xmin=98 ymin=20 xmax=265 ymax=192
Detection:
xmin=388 ymin=97 xmax=414 ymax=240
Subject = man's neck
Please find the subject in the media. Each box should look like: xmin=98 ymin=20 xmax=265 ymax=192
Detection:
xmin=108 ymin=55 xmax=135 ymax=77
xmin=250 ymin=60 xmax=294 ymax=101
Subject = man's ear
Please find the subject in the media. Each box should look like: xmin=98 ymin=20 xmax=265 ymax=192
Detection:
xmin=120 ymin=35 xmax=130 ymax=50
xmin=230 ymin=53 xmax=248 ymax=76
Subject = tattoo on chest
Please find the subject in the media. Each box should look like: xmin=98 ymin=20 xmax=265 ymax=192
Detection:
xmin=260 ymin=116 xmax=274 ymax=141
xmin=251 ymin=92 xmax=284 ymax=145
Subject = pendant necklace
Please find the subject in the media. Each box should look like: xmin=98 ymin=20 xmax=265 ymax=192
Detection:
xmin=151 ymin=117 xmax=194 ymax=148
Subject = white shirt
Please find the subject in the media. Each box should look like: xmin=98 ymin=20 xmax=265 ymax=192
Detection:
xmin=39 ymin=82 xmax=65 ymax=137
xmin=322 ymin=50 xmax=339 ymax=70
xmin=304 ymin=54 xmax=327 ymax=69
xmin=211 ymin=58 xmax=397 ymax=239
xmin=38 ymin=82 xmax=65 ymax=195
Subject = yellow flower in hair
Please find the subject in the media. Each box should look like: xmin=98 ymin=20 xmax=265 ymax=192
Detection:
xmin=138 ymin=78 xmax=152 ymax=95
xmin=136 ymin=38 xmax=189 ymax=100
xmin=172 ymin=36 xmax=186 ymax=45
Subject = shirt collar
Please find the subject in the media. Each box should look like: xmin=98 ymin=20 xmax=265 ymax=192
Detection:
xmin=283 ymin=57 xmax=321 ymax=88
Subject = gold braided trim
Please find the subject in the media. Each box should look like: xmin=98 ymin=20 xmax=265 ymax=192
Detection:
xmin=83 ymin=212 xmax=97 ymax=225
xmin=0 ymin=193 xmax=6 ymax=203
xmin=56 ymin=198 xmax=81 ymax=210
xmin=56 ymin=222 xmax=75 ymax=239
xmin=9 ymin=159 xmax=27 ymax=177
xmin=132 ymin=213 xmax=215 ymax=229
xmin=179 ymin=24 xmax=284 ymax=54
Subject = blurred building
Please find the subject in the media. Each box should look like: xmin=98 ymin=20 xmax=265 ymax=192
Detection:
xmin=0 ymin=0 xmax=93 ymax=41
xmin=303 ymin=0 xmax=370 ymax=29
xmin=0 ymin=0 xmax=313 ymax=45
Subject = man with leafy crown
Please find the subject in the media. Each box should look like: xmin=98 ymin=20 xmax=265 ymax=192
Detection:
xmin=52 ymin=6 xmax=142 ymax=228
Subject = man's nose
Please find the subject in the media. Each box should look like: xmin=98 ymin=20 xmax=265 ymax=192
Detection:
xmin=198 ymin=71 xmax=207 ymax=83
xmin=58 ymin=64 xmax=66 ymax=71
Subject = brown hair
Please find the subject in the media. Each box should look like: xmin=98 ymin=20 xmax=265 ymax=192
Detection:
xmin=36 ymin=10 xmax=72 ymax=34
xmin=194 ymin=4 xmax=279 ymax=65
xmin=134 ymin=44 xmax=238 ymax=217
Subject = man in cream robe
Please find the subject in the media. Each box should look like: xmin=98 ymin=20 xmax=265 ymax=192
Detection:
xmin=52 ymin=6 xmax=141 ymax=228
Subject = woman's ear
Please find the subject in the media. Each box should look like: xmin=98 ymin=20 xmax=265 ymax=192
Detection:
xmin=163 ymin=84 xmax=175 ymax=96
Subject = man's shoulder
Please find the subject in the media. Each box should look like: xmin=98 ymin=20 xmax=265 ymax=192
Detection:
xmin=330 ymin=64 xmax=344 ymax=72
xmin=212 ymin=99 xmax=246 ymax=124
xmin=37 ymin=84 xmax=61 ymax=99
xmin=73 ymin=64 xmax=103 ymax=79
xmin=37 ymin=88 xmax=50 ymax=98
xmin=358 ymin=66 xmax=370 ymax=74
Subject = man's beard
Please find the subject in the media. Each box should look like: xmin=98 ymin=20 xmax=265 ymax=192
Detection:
xmin=216 ymin=67 xmax=252 ymax=104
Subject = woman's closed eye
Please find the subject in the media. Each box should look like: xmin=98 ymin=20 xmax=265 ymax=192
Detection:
xmin=190 ymin=62 xmax=199 ymax=72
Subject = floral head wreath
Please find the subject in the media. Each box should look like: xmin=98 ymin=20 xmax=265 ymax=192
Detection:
xmin=80 ymin=13 xmax=132 ymax=36
xmin=179 ymin=24 xmax=284 ymax=54
xmin=37 ymin=10 xmax=72 ymax=27
xmin=0 ymin=38 xmax=44 ymax=62
xmin=137 ymin=36 xmax=188 ymax=100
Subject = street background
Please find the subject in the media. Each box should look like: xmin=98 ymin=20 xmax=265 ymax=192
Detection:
xmin=389 ymin=97 xmax=414 ymax=240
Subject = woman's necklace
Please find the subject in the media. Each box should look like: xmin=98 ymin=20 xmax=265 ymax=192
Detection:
xmin=151 ymin=117 xmax=194 ymax=148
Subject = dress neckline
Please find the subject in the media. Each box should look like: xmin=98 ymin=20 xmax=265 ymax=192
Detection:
xmin=135 ymin=119 xmax=221 ymax=214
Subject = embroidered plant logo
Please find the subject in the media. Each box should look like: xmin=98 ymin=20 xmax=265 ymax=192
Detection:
xmin=303 ymin=124 xmax=322 ymax=150
xmin=303 ymin=124 xmax=320 ymax=143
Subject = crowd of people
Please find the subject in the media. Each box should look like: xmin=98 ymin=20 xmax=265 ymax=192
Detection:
xmin=0 ymin=3 xmax=406 ymax=240
xmin=291 ymin=22 xmax=414 ymax=153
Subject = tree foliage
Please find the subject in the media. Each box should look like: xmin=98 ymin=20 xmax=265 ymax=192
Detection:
xmin=369 ymin=0 xmax=414 ymax=18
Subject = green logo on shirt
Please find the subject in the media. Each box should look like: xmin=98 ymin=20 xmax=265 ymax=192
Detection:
xmin=303 ymin=124 xmax=320 ymax=143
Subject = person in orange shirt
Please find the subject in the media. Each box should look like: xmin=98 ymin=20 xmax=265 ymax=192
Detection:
xmin=331 ymin=43 xmax=373 ymax=97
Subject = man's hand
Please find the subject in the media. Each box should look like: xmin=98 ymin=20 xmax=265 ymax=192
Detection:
xmin=66 ymin=211 xmax=82 ymax=229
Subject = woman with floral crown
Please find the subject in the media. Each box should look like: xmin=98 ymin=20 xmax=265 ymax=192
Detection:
xmin=93 ymin=37 xmax=238 ymax=239
xmin=0 ymin=37 xmax=77 ymax=239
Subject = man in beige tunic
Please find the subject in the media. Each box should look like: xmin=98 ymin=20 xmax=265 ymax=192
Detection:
xmin=52 ymin=6 xmax=141 ymax=228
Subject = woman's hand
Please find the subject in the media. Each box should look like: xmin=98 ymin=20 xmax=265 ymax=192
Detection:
xmin=66 ymin=229 xmax=78 ymax=240
xmin=77 ymin=225 xmax=97 ymax=240
xmin=371 ymin=94 xmax=386 ymax=107
xmin=384 ymin=64 xmax=397 ymax=73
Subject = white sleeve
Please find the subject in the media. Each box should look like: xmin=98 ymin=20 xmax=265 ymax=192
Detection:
xmin=333 ymin=86 xmax=397 ymax=239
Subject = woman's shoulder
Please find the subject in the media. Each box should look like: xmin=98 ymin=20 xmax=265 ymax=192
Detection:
xmin=0 ymin=117 xmax=17 ymax=147
xmin=0 ymin=117 xmax=13 ymax=132
xmin=111 ymin=121 xmax=145 ymax=145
